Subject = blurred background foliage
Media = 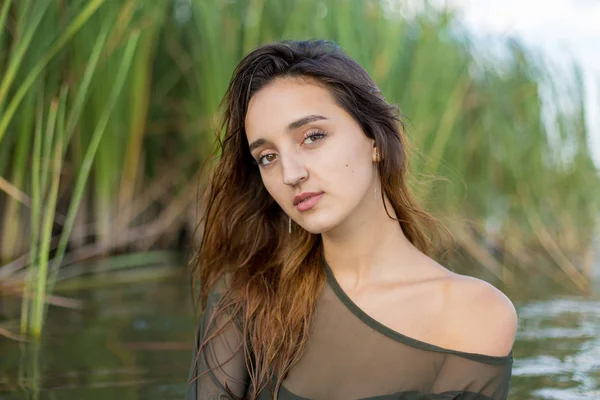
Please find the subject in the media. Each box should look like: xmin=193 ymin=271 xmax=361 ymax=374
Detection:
xmin=0 ymin=0 xmax=598 ymax=338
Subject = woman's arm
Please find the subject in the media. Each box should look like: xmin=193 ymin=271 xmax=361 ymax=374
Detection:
xmin=185 ymin=289 xmax=250 ymax=400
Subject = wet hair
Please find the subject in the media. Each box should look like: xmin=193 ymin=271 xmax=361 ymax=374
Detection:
xmin=190 ymin=39 xmax=450 ymax=399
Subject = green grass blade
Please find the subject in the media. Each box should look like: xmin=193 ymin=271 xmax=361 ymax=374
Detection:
xmin=0 ymin=0 xmax=107 ymax=144
xmin=0 ymin=0 xmax=51 ymax=111
xmin=0 ymin=1 xmax=11 ymax=55
xmin=30 ymin=89 xmax=67 ymax=338
xmin=45 ymin=31 xmax=141 ymax=300
xmin=20 ymin=89 xmax=45 ymax=336
xmin=39 ymin=94 xmax=59 ymax=204
xmin=64 ymin=20 xmax=112 ymax=146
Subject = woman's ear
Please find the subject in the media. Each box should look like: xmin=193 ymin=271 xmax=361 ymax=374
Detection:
xmin=372 ymin=145 xmax=381 ymax=162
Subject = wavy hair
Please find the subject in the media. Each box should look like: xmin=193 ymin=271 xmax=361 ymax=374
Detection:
xmin=190 ymin=39 xmax=451 ymax=399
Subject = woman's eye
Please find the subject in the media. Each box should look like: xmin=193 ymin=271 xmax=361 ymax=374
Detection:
xmin=257 ymin=153 xmax=276 ymax=167
xmin=303 ymin=131 xmax=326 ymax=145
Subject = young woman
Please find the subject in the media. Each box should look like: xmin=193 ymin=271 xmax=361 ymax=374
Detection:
xmin=186 ymin=40 xmax=517 ymax=400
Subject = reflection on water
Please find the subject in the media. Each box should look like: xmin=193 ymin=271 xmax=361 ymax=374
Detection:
xmin=510 ymin=297 xmax=600 ymax=399
xmin=0 ymin=273 xmax=599 ymax=399
xmin=0 ymin=275 xmax=195 ymax=400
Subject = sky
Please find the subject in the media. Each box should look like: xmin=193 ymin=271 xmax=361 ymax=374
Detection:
xmin=446 ymin=0 xmax=600 ymax=166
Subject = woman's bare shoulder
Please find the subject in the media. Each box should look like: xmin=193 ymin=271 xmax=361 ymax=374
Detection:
xmin=437 ymin=271 xmax=518 ymax=357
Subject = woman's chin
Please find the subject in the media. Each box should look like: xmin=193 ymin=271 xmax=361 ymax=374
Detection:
xmin=295 ymin=216 xmax=340 ymax=235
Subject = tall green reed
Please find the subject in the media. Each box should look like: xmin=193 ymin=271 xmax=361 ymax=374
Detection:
xmin=0 ymin=0 xmax=143 ymax=337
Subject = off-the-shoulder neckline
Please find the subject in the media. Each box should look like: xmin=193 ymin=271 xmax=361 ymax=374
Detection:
xmin=321 ymin=254 xmax=513 ymax=365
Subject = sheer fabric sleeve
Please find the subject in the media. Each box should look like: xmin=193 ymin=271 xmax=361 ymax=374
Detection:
xmin=185 ymin=286 xmax=250 ymax=400
xmin=430 ymin=352 xmax=513 ymax=400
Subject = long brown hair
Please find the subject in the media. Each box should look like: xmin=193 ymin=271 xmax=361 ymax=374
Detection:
xmin=190 ymin=39 xmax=450 ymax=399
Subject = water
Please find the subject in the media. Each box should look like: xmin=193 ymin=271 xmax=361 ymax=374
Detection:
xmin=510 ymin=296 xmax=600 ymax=399
xmin=1 ymin=273 xmax=599 ymax=400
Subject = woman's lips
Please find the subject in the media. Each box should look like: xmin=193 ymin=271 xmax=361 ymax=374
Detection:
xmin=295 ymin=193 xmax=324 ymax=212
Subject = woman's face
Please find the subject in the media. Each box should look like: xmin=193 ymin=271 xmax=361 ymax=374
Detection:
xmin=244 ymin=77 xmax=378 ymax=234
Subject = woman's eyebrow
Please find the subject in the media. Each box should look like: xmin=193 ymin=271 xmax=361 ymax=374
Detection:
xmin=286 ymin=114 xmax=328 ymax=132
xmin=249 ymin=114 xmax=328 ymax=153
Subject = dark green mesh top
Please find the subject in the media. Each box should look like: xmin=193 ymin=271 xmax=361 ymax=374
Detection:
xmin=186 ymin=256 xmax=513 ymax=400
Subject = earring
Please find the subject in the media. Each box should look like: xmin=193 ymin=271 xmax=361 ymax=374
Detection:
xmin=289 ymin=216 xmax=291 ymax=234
xmin=374 ymin=177 xmax=377 ymax=200
xmin=374 ymin=150 xmax=378 ymax=200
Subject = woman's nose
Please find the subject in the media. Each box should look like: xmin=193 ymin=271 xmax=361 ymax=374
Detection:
xmin=282 ymin=155 xmax=308 ymax=186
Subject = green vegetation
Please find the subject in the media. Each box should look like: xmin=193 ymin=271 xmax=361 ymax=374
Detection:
xmin=0 ymin=0 xmax=598 ymax=338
